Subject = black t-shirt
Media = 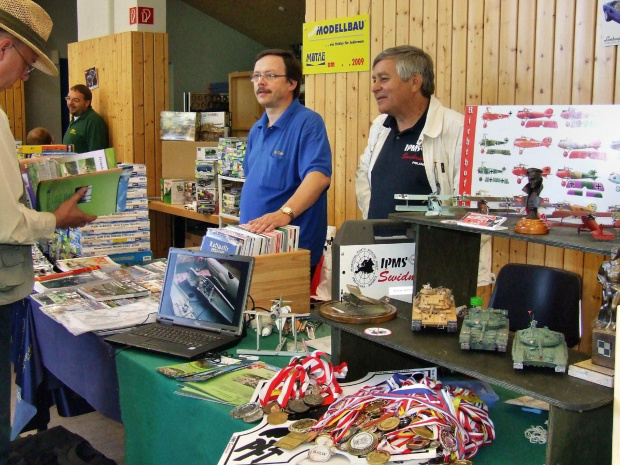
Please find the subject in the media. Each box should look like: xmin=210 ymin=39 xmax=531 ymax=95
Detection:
xmin=368 ymin=109 xmax=431 ymax=219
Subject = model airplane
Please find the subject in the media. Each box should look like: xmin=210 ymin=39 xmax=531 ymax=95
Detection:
xmin=555 ymin=167 xmax=598 ymax=186
xmin=481 ymin=107 xmax=511 ymax=128
xmin=560 ymin=107 xmax=589 ymax=120
xmin=547 ymin=203 xmax=620 ymax=240
xmin=512 ymin=164 xmax=551 ymax=184
xmin=513 ymin=136 xmax=553 ymax=154
xmin=516 ymin=108 xmax=554 ymax=125
xmin=478 ymin=163 xmax=506 ymax=176
xmin=479 ymin=134 xmax=509 ymax=153
xmin=567 ymin=150 xmax=607 ymax=160
xmin=395 ymin=193 xmax=520 ymax=216
xmin=524 ymin=120 xmax=558 ymax=128
xmin=557 ymin=139 xmax=601 ymax=157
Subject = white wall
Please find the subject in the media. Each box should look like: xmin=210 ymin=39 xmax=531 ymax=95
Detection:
xmin=166 ymin=0 xmax=266 ymax=110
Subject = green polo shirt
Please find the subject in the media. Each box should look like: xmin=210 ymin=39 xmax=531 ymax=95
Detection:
xmin=63 ymin=107 xmax=108 ymax=153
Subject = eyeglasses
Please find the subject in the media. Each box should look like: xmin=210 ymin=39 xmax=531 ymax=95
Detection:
xmin=249 ymin=73 xmax=287 ymax=82
xmin=65 ymin=97 xmax=83 ymax=104
xmin=12 ymin=45 xmax=35 ymax=75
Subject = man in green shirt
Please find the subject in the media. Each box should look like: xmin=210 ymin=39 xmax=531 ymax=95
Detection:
xmin=62 ymin=84 xmax=108 ymax=153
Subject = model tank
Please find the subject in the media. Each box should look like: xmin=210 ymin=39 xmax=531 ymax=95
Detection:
xmin=411 ymin=284 xmax=457 ymax=332
xmin=511 ymin=320 xmax=568 ymax=372
xmin=459 ymin=307 xmax=509 ymax=351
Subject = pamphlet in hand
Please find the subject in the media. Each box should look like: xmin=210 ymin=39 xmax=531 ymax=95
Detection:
xmin=457 ymin=212 xmax=508 ymax=230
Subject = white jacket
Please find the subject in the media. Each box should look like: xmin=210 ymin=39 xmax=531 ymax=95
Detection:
xmin=355 ymin=95 xmax=464 ymax=219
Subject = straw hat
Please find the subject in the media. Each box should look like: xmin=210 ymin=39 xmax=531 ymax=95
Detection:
xmin=0 ymin=0 xmax=57 ymax=75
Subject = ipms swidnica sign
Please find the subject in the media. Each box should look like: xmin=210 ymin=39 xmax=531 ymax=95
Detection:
xmin=303 ymin=14 xmax=370 ymax=75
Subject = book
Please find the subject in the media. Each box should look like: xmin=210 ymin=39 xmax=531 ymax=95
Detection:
xmin=77 ymin=279 xmax=151 ymax=301
xmin=200 ymin=231 xmax=242 ymax=255
xmin=35 ymin=167 xmax=127 ymax=216
xmin=456 ymin=212 xmax=508 ymax=230
xmin=54 ymin=148 xmax=116 ymax=176
xmin=568 ymin=358 xmax=614 ymax=388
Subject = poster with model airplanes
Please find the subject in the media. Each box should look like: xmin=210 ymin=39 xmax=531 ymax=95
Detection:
xmin=459 ymin=105 xmax=620 ymax=221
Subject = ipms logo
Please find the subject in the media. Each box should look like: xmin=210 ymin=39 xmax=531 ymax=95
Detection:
xmin=350 ymin=248 xmax=377 ymax=288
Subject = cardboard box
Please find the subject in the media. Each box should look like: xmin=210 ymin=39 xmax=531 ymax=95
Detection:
xmin=160 ymin=111 xmax=200 ymax=141
xmin=185 ymin=232 xmax=203 ymax=248
xmin=162 ymin=141 xmax=217 ymax=180
xmin=162 ymin=179 xmax=186 ymax=204
xmin=249 ymin=249 xmax=310 ymax=314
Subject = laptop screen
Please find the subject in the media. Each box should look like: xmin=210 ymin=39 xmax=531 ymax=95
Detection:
xmin=158 ymin=248 xmax=255 ymax=335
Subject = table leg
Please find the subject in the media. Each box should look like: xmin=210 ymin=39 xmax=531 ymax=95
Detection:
xmin=546 ymin=403 xmax=612 ymax=465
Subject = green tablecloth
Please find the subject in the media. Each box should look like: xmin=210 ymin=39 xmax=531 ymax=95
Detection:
xmin=116 ymin=330 xmax=548 ymax=465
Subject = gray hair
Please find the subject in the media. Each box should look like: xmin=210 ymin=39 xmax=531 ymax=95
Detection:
xmin=373 ymin=45 xmax=435 ymax=98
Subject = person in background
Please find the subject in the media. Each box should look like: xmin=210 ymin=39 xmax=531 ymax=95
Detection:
xmin=62 ymin=84 xmax=108 ymax=153
xmin=239 ymin=49 xmax=332 ymax=277
xmin=355 ymin=45 xmax=463 ymax=219
xmin=0 ymin=1 xmax=98 ymax=460
xmin=25 ymin=126 xmax=53 ymax=145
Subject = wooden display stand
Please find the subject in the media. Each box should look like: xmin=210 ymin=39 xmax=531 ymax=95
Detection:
xmin=249 ymin=249 xmax=310 ymax=314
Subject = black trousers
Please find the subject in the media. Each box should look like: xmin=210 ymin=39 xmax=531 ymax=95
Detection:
xmin=0 ymin=303 xmax=11 ymax=464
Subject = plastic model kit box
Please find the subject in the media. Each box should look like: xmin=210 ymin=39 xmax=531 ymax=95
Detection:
xmin=160 ymin=111 xmax=200 ymax=141
xmin=161 ymin=179 xmax=186 ymax=204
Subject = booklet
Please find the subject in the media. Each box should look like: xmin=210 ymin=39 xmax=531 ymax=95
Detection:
xmin=456 ymin=212 xmax=508 ymax=230
xmin=35 ymin=167 xmax=129 ymax=216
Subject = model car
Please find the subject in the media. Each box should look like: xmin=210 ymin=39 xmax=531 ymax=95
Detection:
xmin=603 ymin=0 xmax=620 ymax=24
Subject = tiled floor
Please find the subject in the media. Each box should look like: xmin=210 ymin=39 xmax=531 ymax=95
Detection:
xmin=10 ymin=372 xmax=125 ymax=464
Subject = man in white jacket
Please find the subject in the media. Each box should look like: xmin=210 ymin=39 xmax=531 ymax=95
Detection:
xmin=355 ymin=45 xmax=463 ymax=219
xmin=355 ymin=45 xmax=493 ymax=289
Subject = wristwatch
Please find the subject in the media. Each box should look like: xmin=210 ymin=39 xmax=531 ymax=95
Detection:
xmin=281 ymin=206 xmax=295 ymax=221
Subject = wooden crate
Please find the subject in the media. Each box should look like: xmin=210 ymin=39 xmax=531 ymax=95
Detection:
xmin=249 ymin=249 xmax=310 ymax=314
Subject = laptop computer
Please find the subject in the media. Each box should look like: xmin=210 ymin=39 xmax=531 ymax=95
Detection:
xmin=105 ymin=247 xmax=254 ymax=359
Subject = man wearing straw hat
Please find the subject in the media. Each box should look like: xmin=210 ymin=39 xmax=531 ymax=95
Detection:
xmin=0 ymin=1 xmax=97 ymax=460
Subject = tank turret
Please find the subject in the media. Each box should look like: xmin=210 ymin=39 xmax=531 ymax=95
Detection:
xmin=511 ymin=319 xmax=568 ymax=372
xmin=411 ymin=284 xmax=458 ymax=332
xmin=459 ymin=307 xmax=509 ymax=351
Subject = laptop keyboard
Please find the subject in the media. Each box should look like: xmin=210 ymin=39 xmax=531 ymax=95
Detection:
xmin=133 ymin=325 xmax=221 ymax=346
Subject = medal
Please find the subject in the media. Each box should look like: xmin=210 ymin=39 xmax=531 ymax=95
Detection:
xmin=230 ymin=402 xmax=262 ymax=420
xmin=289 ymin=418 xmax=318 ymax=434
xmin=288 ymin=398 xmax=311 ymax=413
xmin=366 ymin=450 xmax=390 ymax=464
xmin=307 ymin=444 xmax=332 ymax=462
xmin=267 ymin=410 xmax=289 ymax=425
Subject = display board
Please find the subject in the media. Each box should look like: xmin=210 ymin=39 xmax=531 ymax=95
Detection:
xmin=459 ymin=105 xmax=620 ymax=215
xmin=338 ymin=243 xmax=415 ymax=303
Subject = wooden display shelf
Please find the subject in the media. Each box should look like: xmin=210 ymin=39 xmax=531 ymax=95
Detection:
xmin=148 ymin=200 xmax=219 ymax=223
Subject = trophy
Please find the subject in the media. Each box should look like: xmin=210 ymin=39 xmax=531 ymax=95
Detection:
xmin=592 ymin=248 xmax=619 ymax=369
xmin=515 ymin=167 xmax=549 ymax=235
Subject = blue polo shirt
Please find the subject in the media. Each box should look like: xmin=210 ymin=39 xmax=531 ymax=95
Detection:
xmin=240 ymin=99 xmax=332 ymax=267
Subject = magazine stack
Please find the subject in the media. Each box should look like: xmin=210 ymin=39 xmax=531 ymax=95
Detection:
xmin=200 ymin=224 xmax=299 ymax=256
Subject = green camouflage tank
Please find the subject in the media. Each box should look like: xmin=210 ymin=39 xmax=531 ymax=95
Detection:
xmin=511 ymin=320 xmax=568 ymax=372
xmin=459 ymin=307 xmax=509 ymax=351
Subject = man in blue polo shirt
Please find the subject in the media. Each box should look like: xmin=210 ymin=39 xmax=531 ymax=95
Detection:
xmin=240 ymin=49 xmax=332 ymax=274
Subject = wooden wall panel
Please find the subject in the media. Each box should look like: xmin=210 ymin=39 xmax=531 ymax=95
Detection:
xmin=305 ymin=0 xmax=619 ymax=355
xmin=1 ymin=80 xmax=25 ymax=142
xmin=68 ymin=31 xmax=169 ymax=198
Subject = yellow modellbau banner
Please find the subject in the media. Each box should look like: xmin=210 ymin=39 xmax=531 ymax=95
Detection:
xmin=303 ymin=14 xmax=370 ymax=75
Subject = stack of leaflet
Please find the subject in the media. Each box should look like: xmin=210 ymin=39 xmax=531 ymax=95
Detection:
xmin=217 ymin=137 xmax=246 ymax=178
xmin=195 ymin=146 xmax=218 ymax=214
xmin=200 ymin=224 xmax=299 ymax=256
xmin=67 ymin=164 xmax=152 ymax=264
xmin=17 ymin=144 xmax=74 ymax=160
